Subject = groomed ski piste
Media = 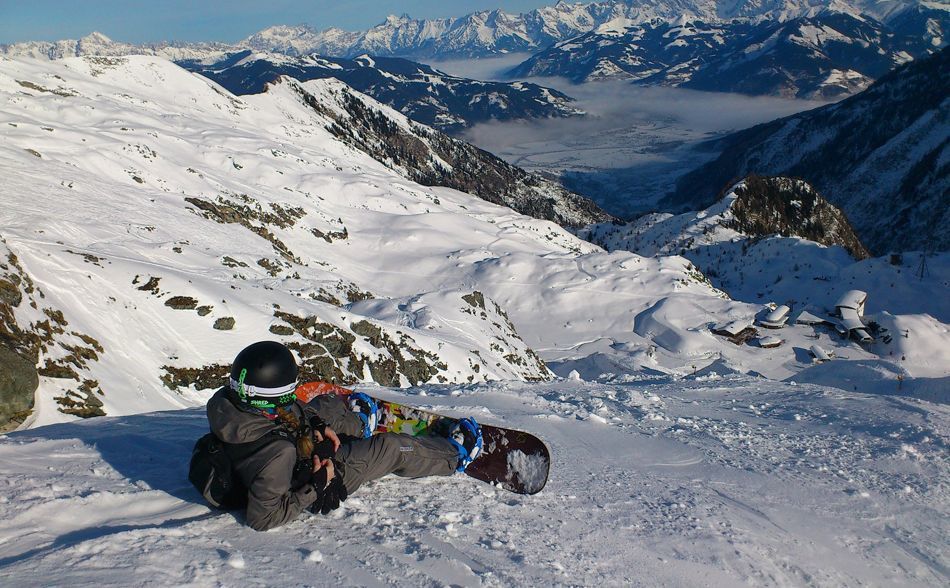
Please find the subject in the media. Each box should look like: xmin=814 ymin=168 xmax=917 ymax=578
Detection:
xmin=0 ymin=55 xmax=947 ymax=586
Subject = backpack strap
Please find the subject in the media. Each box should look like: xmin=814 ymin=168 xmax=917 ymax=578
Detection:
xmin=223 ymin=427 xmax=295 ymax=464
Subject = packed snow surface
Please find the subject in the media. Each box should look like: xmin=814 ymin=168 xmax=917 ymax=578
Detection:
xmin=1 ymin=379 xmax=947 ymax=586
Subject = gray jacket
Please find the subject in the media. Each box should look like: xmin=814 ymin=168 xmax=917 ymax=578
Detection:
xmin=207 ymin=387 xmax=319 ymax=531
xmin=207 ymin=386 xmax=459 ymax=531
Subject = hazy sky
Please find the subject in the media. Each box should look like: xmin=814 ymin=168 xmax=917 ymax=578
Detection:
xmin=0 ymin=1 xmax=556 ymax=44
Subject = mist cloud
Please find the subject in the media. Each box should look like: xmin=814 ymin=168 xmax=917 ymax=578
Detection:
xmin=428 ymin=54 xmax=828 ymax=134
xmin=427 ymin=53 xmax=535 ymax=81
xmin=426 ymin=55 xmax=832 ymax=215
xmin=460 ymin=76 xmax=829 ymax=155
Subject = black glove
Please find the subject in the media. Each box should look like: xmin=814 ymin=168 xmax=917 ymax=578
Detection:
xmin=309 ymin=416 xmax=328 ymax=437
xmin=291 ymin=459 xmax=314 ymax=491
xmin=309 ymin=466 xmax=329 ymax=492
xmin=307 ymin=416 xmax=337 ymax=459
xmin=305 ymin=466 xmax=330 ymax=513
xmin=313 ymin=438 xmax=336 ymax=460
xmin=315 ymin=475 xmax=348 ymax=515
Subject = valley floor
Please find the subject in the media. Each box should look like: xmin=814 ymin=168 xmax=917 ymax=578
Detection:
xmin=456 ymin=80 xmax=829 ymax=217
xmin=1 ymin=377 xmax=946 ymax=586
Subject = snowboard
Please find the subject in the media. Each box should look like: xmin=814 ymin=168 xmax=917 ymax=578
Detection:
xmin=295 ymin=381 xmax=550 ymax=495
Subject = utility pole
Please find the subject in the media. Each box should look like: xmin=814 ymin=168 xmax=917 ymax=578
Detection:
xmin=916 ymin=252 xmax=929 ymax=281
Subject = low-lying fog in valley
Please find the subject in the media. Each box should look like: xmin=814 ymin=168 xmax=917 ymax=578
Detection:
xmin=431 ymin=54 xmax=831 ymax=217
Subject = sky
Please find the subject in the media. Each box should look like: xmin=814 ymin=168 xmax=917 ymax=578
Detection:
xmin=0 ymin=1 xmax=558 ymax=45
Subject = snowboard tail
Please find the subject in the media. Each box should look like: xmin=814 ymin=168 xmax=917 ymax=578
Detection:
xmin=295 ymin=382 xmax=550 ymax=494
xmin=465 ymin=423 xmax=550 ymax=495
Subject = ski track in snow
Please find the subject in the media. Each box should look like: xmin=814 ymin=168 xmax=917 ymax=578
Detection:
xmin=1 ymin=378 xmax=947 ymax=587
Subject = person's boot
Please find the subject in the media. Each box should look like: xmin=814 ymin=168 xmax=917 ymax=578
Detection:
xmin=448 ymin=417 xmax=483 ymax=472
xmin=348 ymin=392 xmax=379 ymax=438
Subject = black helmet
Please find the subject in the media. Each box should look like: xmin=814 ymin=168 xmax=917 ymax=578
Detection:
xmin=229 ymin=341 xmax=299 ymax=409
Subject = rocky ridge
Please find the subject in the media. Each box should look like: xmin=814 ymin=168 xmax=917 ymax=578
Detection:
xmin=726 ymin=176 xmax=869 ymax=260
xmin=579 ymin=176 xmax=872 ymax=303
xmin=670 ymin=47 xmax=949 ymax=254
xmin=180 ymin=51 xmax=582 ymax=133
xmin=0 ymin=237 xmax=106 ymax=429
xmin=280 ymin=76 xmax=615 ymax=228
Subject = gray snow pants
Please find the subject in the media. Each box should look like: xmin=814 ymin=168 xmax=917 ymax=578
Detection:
xmin=306 ymin=394 xmax=458 ymax=494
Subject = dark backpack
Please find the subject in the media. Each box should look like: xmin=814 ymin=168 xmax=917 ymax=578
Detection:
xmin=188 ymin=430 xmax=292 ymax=510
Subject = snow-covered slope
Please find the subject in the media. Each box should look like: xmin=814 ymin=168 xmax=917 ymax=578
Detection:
xmin=580 ymin=178 xmax=950 ymax=392
xmin=672 ymin=47 xmax=949 ymax=254
xmin=180 ymin=51 xmax=583 ymax=133
xmin=0 ymin=378 xmax=947 ymax=586
xmin=0 ymin=55 xmax=723 ymax=428
xmin=275 ymin=75 xmax=612 ymax=228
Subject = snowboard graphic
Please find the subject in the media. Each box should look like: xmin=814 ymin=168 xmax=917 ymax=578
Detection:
xmin=295 ymin=382 xmax=550 ymax=494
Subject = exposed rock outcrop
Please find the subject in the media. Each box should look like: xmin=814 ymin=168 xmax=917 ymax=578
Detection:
xmin=727 ymin=177 xmax=869 ymax=260
xmin=0 ymin=346 xmax=38 ymax=431
xmin=671 ymin=48 xmax=949 ymax=254
xmin=0 ymin=237 xmax=108 ymax=425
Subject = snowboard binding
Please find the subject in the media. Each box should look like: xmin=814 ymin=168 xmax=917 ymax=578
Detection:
xmin=348 ymin=392 xmax=380 ymax=438
xmin=448 ymin=417 xmax=483 ymax=472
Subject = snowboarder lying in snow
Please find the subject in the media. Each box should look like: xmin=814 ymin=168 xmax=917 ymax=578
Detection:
xmin=195 ymin=340 xmax=483 ymax=531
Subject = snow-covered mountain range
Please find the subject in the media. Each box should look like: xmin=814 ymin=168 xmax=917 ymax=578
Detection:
xmin=509 ymin=8 xmax=947 ymax=98
xmin=671 ymin=47 xmax=949 ymax=255
xmin=0 ymin=31 xmax=230 ymax=62
xmin=2 ymin=54 xmax=946 ymax=433
xmin=179 ymin=51 xmax=582 ymax=132
xmin=2 ymin=1 xmax=938 ymax=63
xmin=2 ymin=1 xmax=943 ymax=107
xmin=236 ymin=0 xmax=931 ymax=59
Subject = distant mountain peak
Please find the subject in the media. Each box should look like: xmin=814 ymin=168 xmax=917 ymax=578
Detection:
xmin=81 ymin=31 xmax=114 ymax=43
xmin=384 ymin=14 xmax=411 ymax=25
